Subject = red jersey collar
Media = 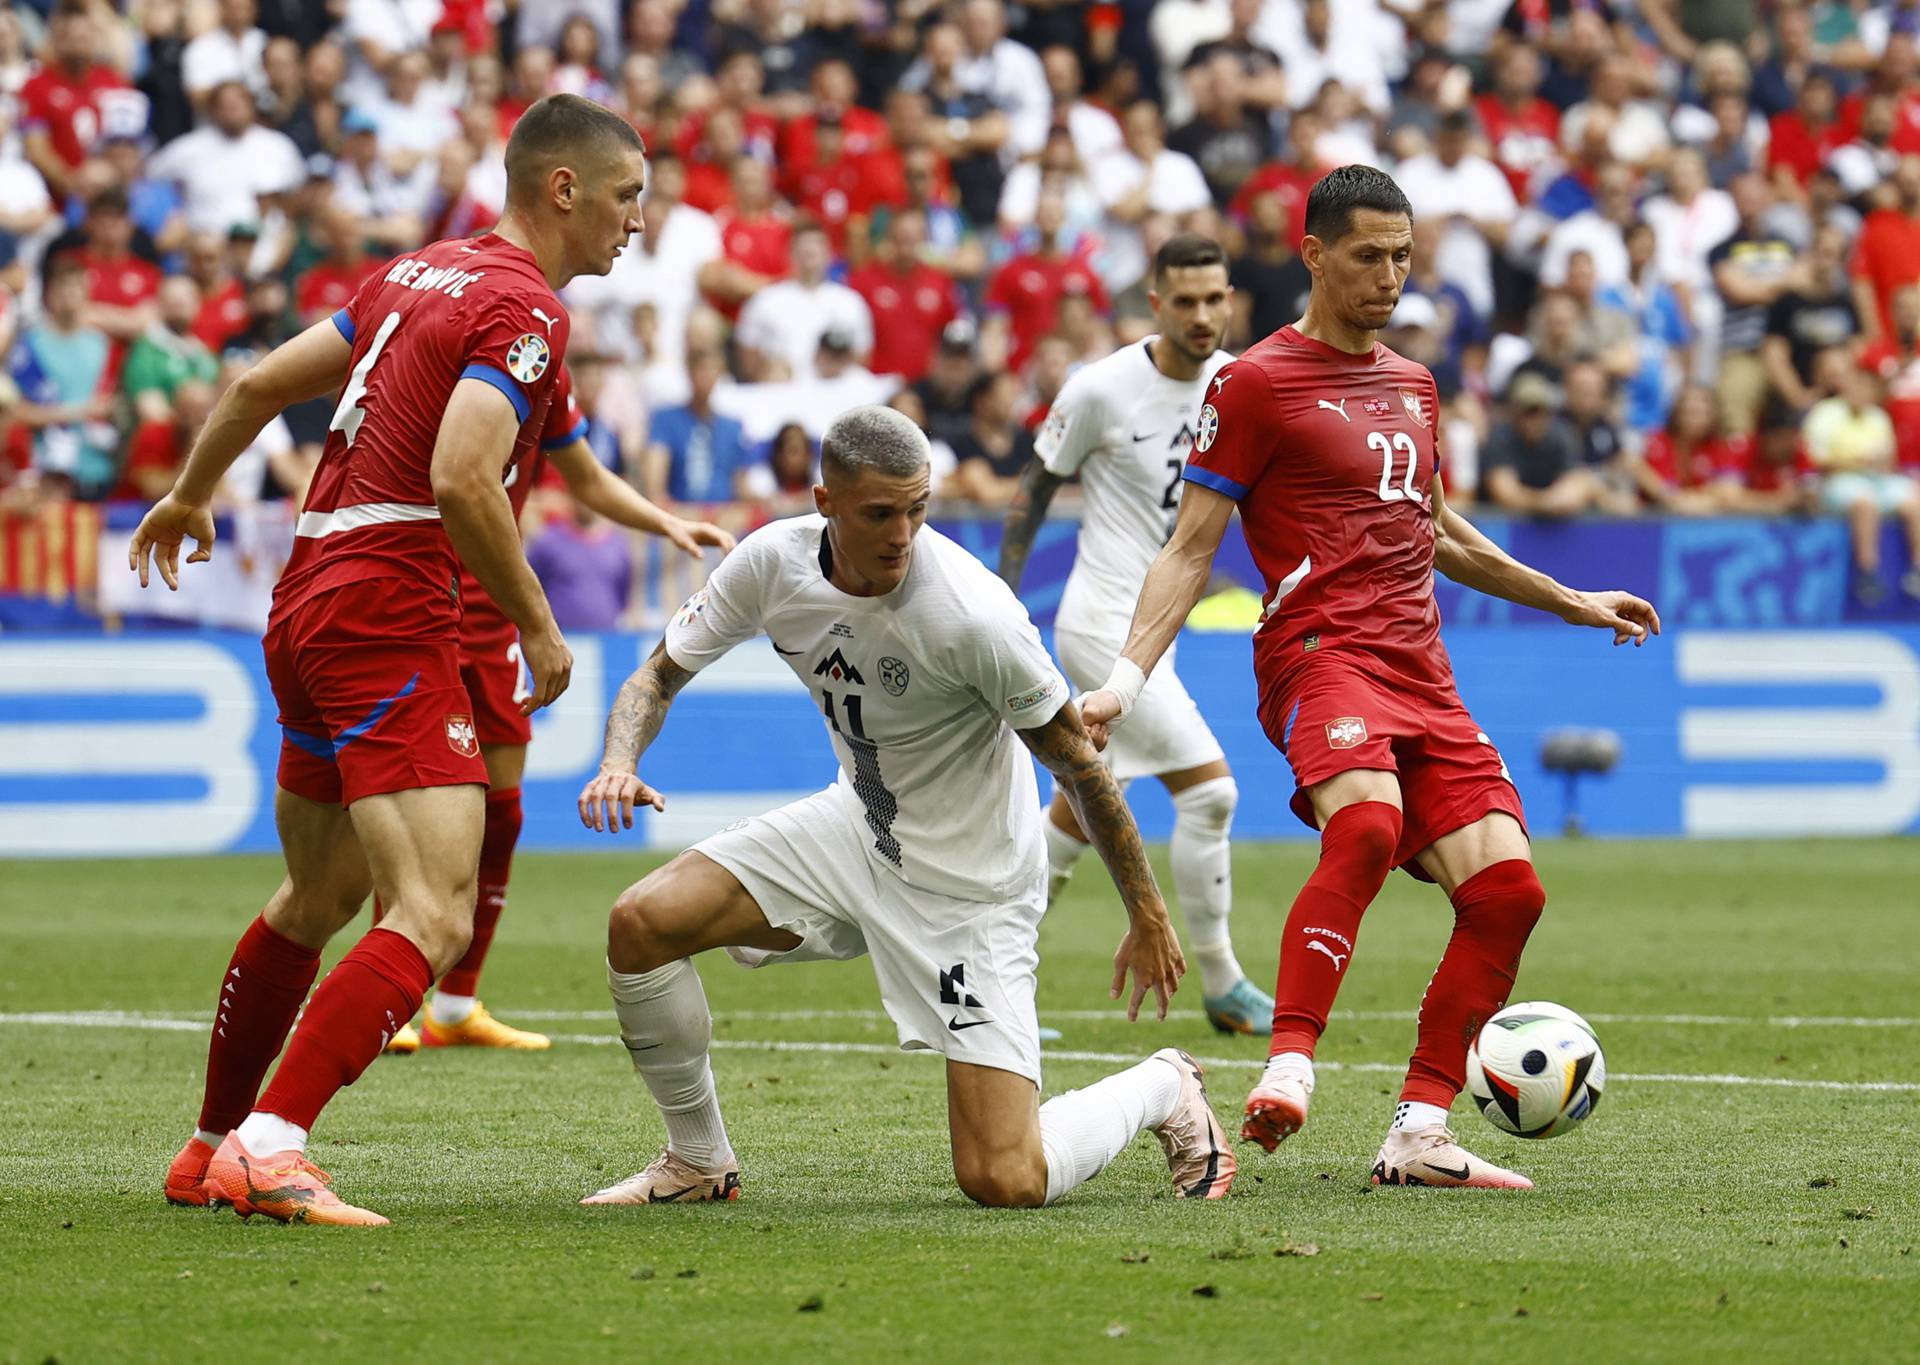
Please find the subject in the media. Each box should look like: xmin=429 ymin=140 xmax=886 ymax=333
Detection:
xmin=1280 ymin=324 xmax=1385 ymax=366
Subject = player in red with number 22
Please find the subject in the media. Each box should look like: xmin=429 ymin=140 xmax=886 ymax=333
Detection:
xmin=1082 ymin=166 xmax=1661 ymax=1190
xmin=130 ymin=94 xmax=648 ymax=1225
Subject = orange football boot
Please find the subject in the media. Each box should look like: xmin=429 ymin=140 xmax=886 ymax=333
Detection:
xmin=164 ymin=1137 xmax=218 ymax=1206
xmin=207 ymin=1134 xmax=388 ymax=1225
xmin=420 ymin=1002 xmax=550 ymax=1050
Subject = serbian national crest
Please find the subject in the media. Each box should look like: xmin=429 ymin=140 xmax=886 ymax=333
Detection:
xmin=1326 ymin=716 xmax=1368 ymax=749
xmin=1398 ymin=385 xmax=1429 ymax=428
xmin=507 ymin=332 xmax=551 ymax=384
xmin=1195 ymin=403 xmax=1220 ymax=452
xmin=446 ymin=713 xmax=479 ymax=757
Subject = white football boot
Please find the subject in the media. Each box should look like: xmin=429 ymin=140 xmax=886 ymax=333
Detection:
xmin=1370 ymin=1125 xmax=1533 ymax=1189
xmin=581 ymin=1148 xmax=742 ymax=1205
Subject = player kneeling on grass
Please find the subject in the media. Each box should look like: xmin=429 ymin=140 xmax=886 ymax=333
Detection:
xmin=576 ymin=406 xmax=1235 ymax=1207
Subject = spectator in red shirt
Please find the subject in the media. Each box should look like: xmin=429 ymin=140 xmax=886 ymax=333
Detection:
xmin=1229 ymin=108 xmax=1324 ymax=246
xmin=711 ymin=158 xmax=792 ymax=317
xmin=983 ymin=190 xmax=1109 ymax=372
xmin=848 ymin=207 xmax=962 ymax=381
xmin=1475 ymin=44 xmax=1561 ymax=202
xmin=1836 ymin=32 xmax=1920 ymax=155
xmin=20 ymin=1 xmax=129 ymax=200
xmin=684 ymin=107 xmax=748 ymax=215
xmin=114 ymin=379 xmax=215 ymax=502
xmin=782 ymin=59 xmax=890 ymax=174
xmin=1852 ymin=154 xmax=1920 ymax=342
xmin=1862 ymin=285 xmax=1920 ymax=471
xmin=676 ymin=51 xmax=780 ymax=166
xmin=1767 ymin=71 xmax=1847 ymax=194
xmin=785 ymin=109 xmax=878 ymax=260
xmin=1631 ymin=384 xmax=1746 ymax=513
xmin=294 ymin=203 xmax=384 ymax=324
xmin=184 ymin=230 xmax=249 ymax=353
xmin=62 ymin=187 xmax=160 ymax=353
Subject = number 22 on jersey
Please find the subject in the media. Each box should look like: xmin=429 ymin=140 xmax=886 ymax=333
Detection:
xmin=1367 ymin=431 xmax=1423 ymax=503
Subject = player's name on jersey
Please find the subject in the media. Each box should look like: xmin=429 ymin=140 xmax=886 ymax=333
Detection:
xmin=380 ymin=256 xmax=485 ymax=299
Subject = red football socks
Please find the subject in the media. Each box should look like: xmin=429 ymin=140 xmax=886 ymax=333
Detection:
xmin=256 ymin=928 xmax=433 ymax=1131
xmin=438 ymin=785 xmax=521 ymax=998
xmin=1400 ymin=858 xmax=1547 ymax=1107
xmin=1268 ymin=801 xmax=1403 ymax=1058
xmin=197 ymin=915 xmax=322 ymax=1135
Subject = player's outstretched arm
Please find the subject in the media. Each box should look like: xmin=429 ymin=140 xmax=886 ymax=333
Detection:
xmin=1080 ymin=484 xmax=1236 ymax=742
xmin=1431 ymin=478 xmax=1662 ymax=646
xmin=433 ymin=378 xmax=573 ymax=711
xmin=995 ymin=462 xmax=1064 ymax=592
xmin=579 ymin=641 xmax=695 ymax=833
xmin=546 ymin=439 xmax=736 ymax=559
xmin=129 ymin=318 xmax=352 ymax=589
xmin=1017 ymin=702 xmax=1185 ymax=1020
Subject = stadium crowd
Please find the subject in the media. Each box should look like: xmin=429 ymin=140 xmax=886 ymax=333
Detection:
xmin=3 ymin=0 xmax=1920 ymax=614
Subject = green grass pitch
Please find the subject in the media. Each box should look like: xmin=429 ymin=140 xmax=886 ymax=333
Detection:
xmin=1 ymin=838 xmax=1916 ymax=1363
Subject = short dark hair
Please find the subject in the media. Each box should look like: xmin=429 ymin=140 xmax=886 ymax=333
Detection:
xmin=1152 ymin=232 xmax=1227 ymax=283
xmin=1303 ymin=165 xmax=1412 ymax=246
xmin=504 ymin=94 xmax=647 ymax=203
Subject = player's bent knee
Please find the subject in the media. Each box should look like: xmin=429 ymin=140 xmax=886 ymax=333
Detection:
xmin=1171 ymin=775 xmax=1238 ymax=833
xmin=954 ymin=1154 xmax=1047 ymax=1209
xmin=607 ymin=886 xmax=687 ymax=974
xmin=1327 ymin=801 xmax=1402 ymax=871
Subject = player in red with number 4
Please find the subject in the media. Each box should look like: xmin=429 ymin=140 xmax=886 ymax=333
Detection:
xmin=1082 ymin=166 xmax=1661 ymax=1190
xmin=130 ymin=95 xmax=648 ymax=1226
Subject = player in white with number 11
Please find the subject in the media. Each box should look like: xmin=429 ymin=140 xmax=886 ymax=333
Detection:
xmin=998 ymin=233 xmax=1274 ymax=1036
xmin=575 ymin=406 xmax=1234 ymax=1208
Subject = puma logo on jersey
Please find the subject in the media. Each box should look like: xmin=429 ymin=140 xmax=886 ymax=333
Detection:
xmin=1307 ymin=940 xmax=1349 ymax=970
xmin=532 ymin=307 xmax=558 ymax=335
xmin=1318 ymin=398 xmax=1351 ymax=422
xmin=1211 ymin=372 xmax=1230 ymax=395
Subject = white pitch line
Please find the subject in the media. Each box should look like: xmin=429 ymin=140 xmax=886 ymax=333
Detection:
xmin=4 ymin=1012 xmax=1916 ymax=1093
xmin=514 ymin=1007 xmax=1920 ymax=1029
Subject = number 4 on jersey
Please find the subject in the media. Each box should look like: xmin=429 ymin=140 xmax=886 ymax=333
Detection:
xmin=329 ymin=311 xmax=402 ymax=447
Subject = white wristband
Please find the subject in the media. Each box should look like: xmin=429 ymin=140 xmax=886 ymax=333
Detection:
xmin=1101 ymin=657 xmax=1148 ymax=719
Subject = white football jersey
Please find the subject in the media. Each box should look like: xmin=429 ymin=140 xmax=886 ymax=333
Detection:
xmin=1034 ymin=338 xmax=1234 ymax=639
xmin=664 ymin=515 xmax=1069 ymax=901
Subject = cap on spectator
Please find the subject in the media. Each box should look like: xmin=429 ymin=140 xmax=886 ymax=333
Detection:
xmin=307 ymin=152 xmax=336 ymax=180
xmin=1507 ymin=372 xmax=1560 ymax=412
xmin=228 ymin=221 xmax=262 ymax=242
xmin=1388 ymin=292 xmax=1438 ymax=330
xmin=341 ymin=108 xmax=379 ymax=136
xmin=819 ymin=327 xmax=855 ymax=354
xmin=940 ymin=319 xmax=977 ymax=354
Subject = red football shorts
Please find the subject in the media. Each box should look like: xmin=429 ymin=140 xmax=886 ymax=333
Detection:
xmin=1259 ymin=652 xmax=1527 ymax=876
xmin=458 ymin=603 xmax=532 ymax=748
xmin=264 ymin=579 xmax=489 ymax=806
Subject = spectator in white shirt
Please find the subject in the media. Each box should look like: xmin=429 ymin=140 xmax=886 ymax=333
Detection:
xmin=331 ymin=106 xmax=431 ymax=247
xmin=1641 ymin=147 xmax=1737 ymax=302
xmin=954 ymin=0 xmax=1052 ymax=159
xmin=1395 ymin=110 xmax=1518 ymax=320
xmin=1091 ymin=100 xmax=1213 ymax=292
xmin=1041 ymin=44 xmax=1122 ymax=166
xmin=1264 ymin=0 xmax=1391 ymax=117
xmin=341 ymin=0 xmax=440 ymax=106
xmin=145 ymin=81 xmax=303 ymax=236
xmin=735 ymin=222 xmax=875 ymax=381
xmin=367 ymin=50 xmax=460 ymax=161
xmin=183 ymin=0 xmax=269 ymax=110
xmin=1540 ymin=161 xmax=1639 ymax=291
xmin=1563 ymin=55 xmax=1674 ymax=172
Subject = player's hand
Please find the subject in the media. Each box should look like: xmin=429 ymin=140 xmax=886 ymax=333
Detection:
xmin=1078 ymin=688 xmax=1121 ymax=752
xmin=128 ymin=493 xmax=216 ymax=590
xmin=665 ymin=516 xmax=736 ymax=560
xmin=578 ymin=768 xmax=665 ymax=832
xmin=519 ymin=626 xmax=574 ymax=713
xmin=1561 ymin=589 xmax=1662 ymax=647
xmin=1109 ymin=907 xmax=1185 ymax=1022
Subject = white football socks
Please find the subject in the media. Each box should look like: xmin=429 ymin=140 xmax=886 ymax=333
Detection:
xmin=1043 ymin=819 xmax=1088 ymax=903
xmin=1391 ymin=1100 xmax=1450 ymax=1134
xmin=607 ymin=957 xmax=735 ymax=1169
xmin=428 ymin=991 xmax=476 ymax=1026
xmin=1170 ymin=776 xmax=1244 ymax=996
xmin=1260 ymin=1050 xmax=1315 ymax=1092
xmin=1037 ymin=1053 xmax=1183 ymax=1204
xmin=235 ymin=1112 xmax=308 ymax=1158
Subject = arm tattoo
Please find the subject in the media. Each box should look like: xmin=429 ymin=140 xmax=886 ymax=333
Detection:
xmin=1018 ymin=706 xmax=1163 ymax=921
xmin=996 ymin=463 xmax=1063 ymax=592
xmin=601 ymin=642 xmax=695 ymax=772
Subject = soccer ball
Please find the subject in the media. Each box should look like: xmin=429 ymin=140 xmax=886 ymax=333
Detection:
xmin=1465 ymin=1001 xmax=1606 ymax=1139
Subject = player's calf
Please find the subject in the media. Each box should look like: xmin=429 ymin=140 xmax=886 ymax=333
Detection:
xmin=954 ymin=1148 xmax=1049 ymax=1209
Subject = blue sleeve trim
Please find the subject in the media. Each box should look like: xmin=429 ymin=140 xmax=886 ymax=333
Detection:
xmin=1183 ymin=464 xmax=1250 ymax=501
xmin=460 ymin=363 xmax=531 ymax=422
xmin=541 ymin=415 xmax=589 ymax=450
xmin=331 ymin=309 xmax=355 ymax=344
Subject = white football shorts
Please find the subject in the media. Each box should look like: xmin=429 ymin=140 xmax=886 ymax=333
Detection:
xmin=694 ymin=785 xmax=1046 ymax=1085
xmin=1054 ymin=625 xmax=1225 ymax=782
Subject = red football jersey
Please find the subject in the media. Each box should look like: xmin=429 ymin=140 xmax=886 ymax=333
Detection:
xmin=848 ymin=261 xmax=960 ymax=381
xmin=1184 ymin=325 xmax=1449 ymax=690
xmin=985 ymin=250 xmax=1109 ymax=372
xmin=271 ymin=234 xmax=570 ymax=635
xmin=457 ymin=368 xmax=587 ymax=649
xmin=296 ymin=257 xmax=387 ymax=323
xmin=20 ymin=63 xmax=129 ymax=172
